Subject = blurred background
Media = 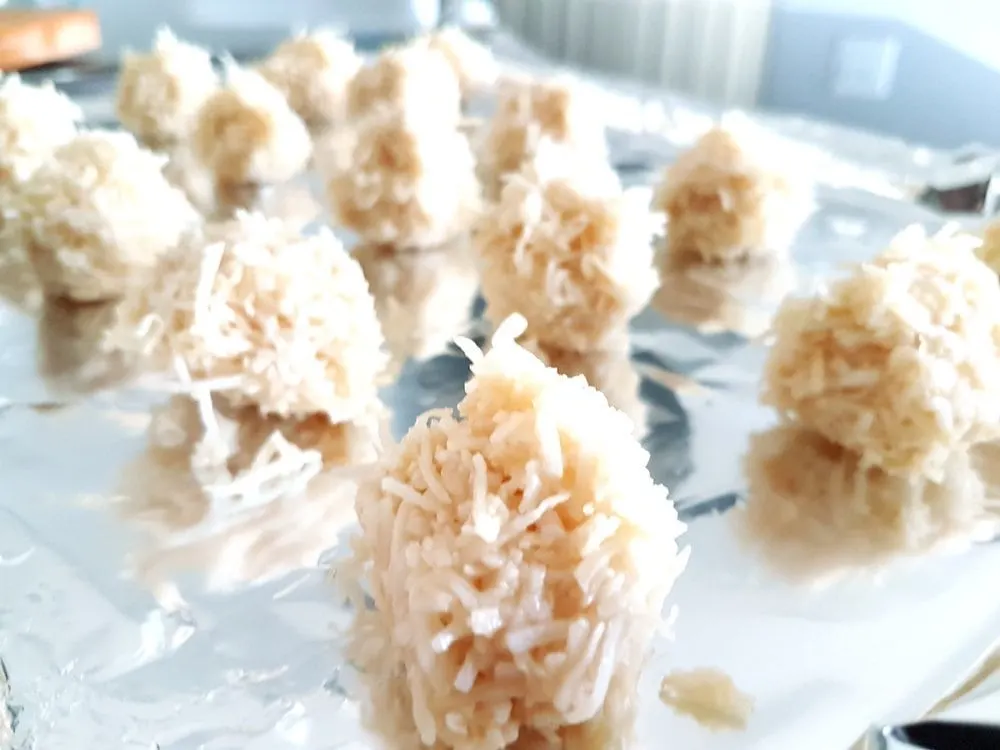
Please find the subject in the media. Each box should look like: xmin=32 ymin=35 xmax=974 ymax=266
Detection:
xmin=2 ymin=0 xmax=997 ymax=149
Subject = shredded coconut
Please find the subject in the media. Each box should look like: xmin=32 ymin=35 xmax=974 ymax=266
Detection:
xmin=528 ymin=336 xmax=647 ymax=440
xmin=346 ymin=42 xmax=461 ymax=124
xmin=741 ymin=423 xmax=995 ymax=583
xmin=763 ymin=225 xmax=1000 ymax=480
xmin=115 ymin=27 xmax=219 ymax=150
xmin=192 ymin=63 xmax=311 ymax=189
xmin=478 ymin=75 xmax=609 ymax=200
xmin=109 ymin=211 xmax=388 ymax=422
xmin=476 ymin=144 xmax=660 ymax=352
xmin=344 ymin=314 xmax=688 ymax=749
xmin=653 ymin=124 xmax=814 ymax=264
xmin=354 ymin=236 xmax=480 ymax=371
xmin=659 ymin=668 xmax=754 ymax=732
xmin=321 ymin=105 xmax=481 ymax=248
xmin=119 ymin=394 xmax=381 ymax=591
xmin=14 ymin=129 xmax=199 ymax=303
xmin=257 ymin=29 xmax=361 ymax=134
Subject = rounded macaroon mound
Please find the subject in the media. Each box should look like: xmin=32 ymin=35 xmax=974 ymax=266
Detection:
xmin=115 ymin=27 xmax=219 ymax=150
xmin=975 ymin=220 xmax=1000 ymax=275
xmin=346 ymin=42 xmax=462 ymax=124
xmin=478 ymin=75 xmax=608 ymax=200
xmin=762 ymin=226 xmax=1000 ymax=481
xmin=322 ymin=105 xmax=481 ymax=249
xmin=741 ymin=423 xmax=990 ymax=583
xmin=16 ymin=129 xmax=199 ymax=302
xmin=191 ymin=64 xmax=311 ymax=189
xmin=419 ymin=26 xmax=498 ymax=98
xmin=110 ymin=211 xmax=388 ymax=422
xmin=0 ymin=73 xmax=82 ymax=189
xmin=257 ymin=29 xmax=362 ymax=134
xmin=476 ymin=145 xmax=660 ymax=353
xmin=653 ymin=124 xmax=813 ymax=264
xmin=346 ymin=316 xmax=687 ymax=750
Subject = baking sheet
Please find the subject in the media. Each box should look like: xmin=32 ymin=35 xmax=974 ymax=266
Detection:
xmin=3 ymin=30 xmax=1000 ymax=750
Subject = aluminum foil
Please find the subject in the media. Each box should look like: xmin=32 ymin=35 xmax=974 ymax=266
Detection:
xmin=3 ymin=30 xmax=1000 ymax=750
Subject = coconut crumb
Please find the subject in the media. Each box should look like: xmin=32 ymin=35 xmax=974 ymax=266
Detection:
xmin=321 ymin=106 xmax=481 ymax=248
xmin=741 ymin=423 xmax=992 ymax=583
xmin=38 ymin=296 xmax=137 ymax=396
xmin=659 ymin=668 xmax=754 ymax=732
xmin=345 ymin=314 xmax=687 ymax=749
xmin=257 ymin=29 xmax=361 ymax=134
xmin=652 ymin=249 xmax=796 ymax=337
xmin=109 ymin=211 xmax=388 ymax=422
xmin=478 ymin=75 xmax=609 ymax=200
xmin=192 ymin=64 xmax=311 ymax=190
xmin=119 ymin=393 xmax=381 ymax=591
xmin=763 ymin=225 xmax=1000 ymax=480
xmin=354 ymin=237 xmax=480 ymax=371
xmin=346 ymin=42 xmax=462 ymax=124
xmin=15 ymin=130 xmax=199 ymax=303
xmin=115 ymin=27 xmax=219 ymax=150
xmin=976 ymin=220 xmax=1000 ymax=275
xmin=476 ymin=144 xmax=660 ymax=353
xmin=653 ymin=124 xmax=814 ymax=264
xmin=419 ymin=27 xmax=498 ymax=98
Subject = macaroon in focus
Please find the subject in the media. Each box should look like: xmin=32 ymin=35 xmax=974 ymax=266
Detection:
xmin=344 ymin=315 xmax=687 ymax=750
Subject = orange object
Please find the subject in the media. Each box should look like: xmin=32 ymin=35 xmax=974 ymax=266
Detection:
xmin=0 ymin=9 xmax=101 ymax=72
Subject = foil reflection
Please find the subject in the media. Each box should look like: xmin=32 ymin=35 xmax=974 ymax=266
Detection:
xmin=37 ymin=296 xmax=136 ymax=398
xmin=116 ymin=394 xmax=380 ymax=595
xmin=652 ymin=250 xmax=797 ymax=338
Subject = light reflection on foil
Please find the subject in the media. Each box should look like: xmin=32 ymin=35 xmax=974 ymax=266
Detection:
xmin=1 ymin=28 xmax=1000 ymax=750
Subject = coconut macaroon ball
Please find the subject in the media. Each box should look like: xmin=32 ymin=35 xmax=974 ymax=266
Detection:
xmin=16 ymin=130 xmax=198 ymax=303
xmin=478 ymin=75 xmax=609 ymax=200
xmin=192 ymin=64 xmax=311 ymax=192
xmin=741 ymin=423 xmax=991 ymax=583
xmin=762 ymin=226 xmax=1000 ymax=481
xmin=653 ymin=124 xmax=813 ymax=265
xmin=346 ymin=42 xmax=462 ymax=124
xmin=115 ymin=27 xmax=219 ymax=150
xmin=322 ymin=105 xmax=480 ymax=249
xmin=345 ymin=316 xmax=687 ymax=750
xmin=110 ymin=211 xmax=388 ymax=422
xmin=0 ymin=74 xmax=82 ymax=188
xmin=476 ymin=145 xmax=660 ymax=353
xmin=0 ymin=74 xmax=83 ymax=311
xmin=257 ymin=29 xmax=362 ymax=134
xmin=419 ymin=26 xmax=498 ymax=98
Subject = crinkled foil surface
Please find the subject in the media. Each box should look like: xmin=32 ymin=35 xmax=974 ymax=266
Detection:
xmin=3 ymin=31 xmax=1000 ymax=750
